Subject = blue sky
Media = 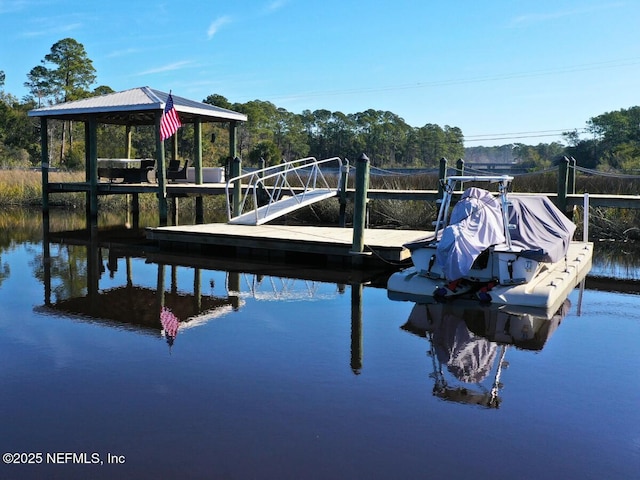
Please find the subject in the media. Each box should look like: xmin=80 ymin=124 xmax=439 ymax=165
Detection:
xmin=2 ymin=0 xmax=640 ymax=146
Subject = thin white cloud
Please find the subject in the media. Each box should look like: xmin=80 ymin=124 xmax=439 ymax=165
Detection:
xmin=510 ymin=3 xmax=625 ymax=27
xmin=135 ymin=61 xmax=194 ymax=76
xmin=207 ymin=15 xmax=232 ymax=39
xmin=0 ymin=0 xmax=40 ymax=14
xmin=106 ymin=47 xmax=141 ymax=59
xmin=265 ymin=0 xmax=288 ymax=13
xmin=21 ymin=22 xmax=82 ymax=37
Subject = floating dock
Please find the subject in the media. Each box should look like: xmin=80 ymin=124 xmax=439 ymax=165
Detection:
xmin=146 ymin=223 xmax=430 ymax=267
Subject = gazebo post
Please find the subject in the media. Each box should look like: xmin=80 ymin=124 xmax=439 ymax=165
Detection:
xmin=172 ymin=134 xmax=178 ymax=161
xmin=86 ymin=117 xmax=99 ymax=226
xmin=229 ymin=120 xmax=238 ymax=159
xmin=194 ymin=119 xmax=204 ymax=223
xmin=155 ymin=111 xmax=168 ymax=226
xmin=125 ymin=125 xmax=134 ymax=227
xmin=40 ymin=117 xmax=49 ymax=218
xmin=125 ymin=125 xmax=132 ymax=157
xmin=193 ymin=268 xmax=202 ymax=313
xmin=156 ymin=263 xmax=166 ymax=314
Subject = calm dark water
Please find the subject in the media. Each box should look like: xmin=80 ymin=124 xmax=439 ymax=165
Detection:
xmin=0 ymin=212 xmax=639 ymax=480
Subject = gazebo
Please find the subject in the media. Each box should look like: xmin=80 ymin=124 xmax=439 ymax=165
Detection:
xmin=28 ymin=86 xmax=247 ymax=225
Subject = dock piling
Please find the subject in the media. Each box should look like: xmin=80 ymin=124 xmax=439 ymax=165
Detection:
xmin=438 ymin=157 xmax=448 ymax=199
xmin=351 ymin=153 xmax=370 ymax=257
xmin=456 ymin=158 xmax=465 ymax=191
xmin=231 ymin=156 xmax=242 ymax=217
xmin=557 ymin=156 xmax=569 ymax=216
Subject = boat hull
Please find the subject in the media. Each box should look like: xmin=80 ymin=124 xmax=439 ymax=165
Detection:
xmin=388 ymin=241 xmax=593 ymax=313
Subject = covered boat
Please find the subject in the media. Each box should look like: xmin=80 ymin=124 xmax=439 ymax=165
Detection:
xmin=387 ymin=175 xmax=593 ymax=312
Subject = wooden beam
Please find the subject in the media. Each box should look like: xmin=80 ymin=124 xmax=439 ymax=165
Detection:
xmin=229 ymin=121 xmax=238 ymax=160
xmin=125 ymin=125 xmax=132 ymax=158
xmin=40 ymin=117 xmax=49 ymax=214
xmin=87 ymin=118 xmax=99 ymax=221
xmin=155 ymin=111 xmax=168 ymax=225
xmin=194 ymin=119 xmax=204 ymax=223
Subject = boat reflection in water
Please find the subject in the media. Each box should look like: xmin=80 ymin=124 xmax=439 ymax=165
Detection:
xmin=400 ymin=299 xmax=571 ymax=408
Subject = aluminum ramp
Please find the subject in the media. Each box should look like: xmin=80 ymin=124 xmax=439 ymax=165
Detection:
xmin=226 ymin=156 xmax=344 ymax=226
xmin=228 ymin=188 xmax=337 ymax=225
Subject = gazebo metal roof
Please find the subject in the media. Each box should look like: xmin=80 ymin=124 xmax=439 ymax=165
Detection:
xmin=28 ymin=86 xmax=247 ymax=125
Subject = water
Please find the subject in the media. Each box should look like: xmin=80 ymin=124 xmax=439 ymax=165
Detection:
xmin=0 ymin=211 xmax=639 ymax=480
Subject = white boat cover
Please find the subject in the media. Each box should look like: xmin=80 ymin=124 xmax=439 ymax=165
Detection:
xmin=436 ymin=187 xmax=506 ymax=280
xmin=435 ymin=188 xmax=576 ymax=281
xmin=508 ymin=194 xmax=576 ymax=263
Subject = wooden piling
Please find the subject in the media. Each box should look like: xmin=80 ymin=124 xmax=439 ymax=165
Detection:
xmin=456 ymin=158 xmax=465 ymax=191
xmin=194 ymin=119 xmax=204 ymax=224
xmin=40 ymin=117 xmax=49 ymax=215
xmin=232 ymin=156 xmax=242 ymax=217
xmin=557 ymin=156 xmax=569 ymax=215
xmin=438 ymin=157 xmax=447 ymax=199
xmin=351 ymin=153 xmax=370 ymax=256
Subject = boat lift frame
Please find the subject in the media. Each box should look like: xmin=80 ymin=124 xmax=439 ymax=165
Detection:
xmin=435 ymin=175 xmax=515 ymax=249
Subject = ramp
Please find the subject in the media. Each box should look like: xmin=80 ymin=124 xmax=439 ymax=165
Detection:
xmin=228 ymin=188 xmax=337 ymax=225
xmin=226 ymin=156 xmax=343 ymax=226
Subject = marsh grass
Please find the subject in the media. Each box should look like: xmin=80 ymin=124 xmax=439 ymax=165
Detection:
xmin=2 ymin=169 xmax=638 ymax=241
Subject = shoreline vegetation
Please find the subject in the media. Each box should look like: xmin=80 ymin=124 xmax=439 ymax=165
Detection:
xmin=2 ymin=168 xmax=639 ymax=243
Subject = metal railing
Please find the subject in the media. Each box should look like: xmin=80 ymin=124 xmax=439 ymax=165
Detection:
xmin=225 ymin=156 xmax=343 ymax=224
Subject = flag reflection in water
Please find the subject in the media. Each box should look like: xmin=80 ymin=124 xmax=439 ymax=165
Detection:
xmin=160 ymin=306 xmax=180 ymax=348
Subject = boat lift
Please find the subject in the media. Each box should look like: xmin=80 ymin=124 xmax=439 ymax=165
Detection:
xmin=226 ymin=156 xmax=343 ymax=225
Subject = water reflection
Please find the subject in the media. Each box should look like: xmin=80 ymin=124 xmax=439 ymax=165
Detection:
xmin=38 ymin=251 xmax=238 ymax=347
xmin=400 ymin=300 xmax=570 ymax=408
xmin=39 ymin=228 xmax=242 ymax=349
xmin=38 ymin=221 xmax=385 ymax=367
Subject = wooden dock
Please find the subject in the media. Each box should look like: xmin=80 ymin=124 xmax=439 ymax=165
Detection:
xmin=146 ymin=223 xmax=431 ymax=266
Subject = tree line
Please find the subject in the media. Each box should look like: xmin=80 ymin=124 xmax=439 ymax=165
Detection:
xmin=1 ymin=38 xmax=639 ymax=172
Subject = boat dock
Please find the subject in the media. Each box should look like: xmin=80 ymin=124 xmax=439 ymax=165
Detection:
xmin=146 ymin=223 xmax=430 ymax=267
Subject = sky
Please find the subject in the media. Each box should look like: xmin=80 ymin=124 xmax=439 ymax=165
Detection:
xmin=2 ymin=0 xmax=640 ymax=146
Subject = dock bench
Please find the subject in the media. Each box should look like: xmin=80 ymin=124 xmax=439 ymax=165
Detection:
xmin=98 ymin=159 xmax=156 ymax=183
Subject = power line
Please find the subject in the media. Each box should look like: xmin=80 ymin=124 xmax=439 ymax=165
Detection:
xmin=255 ymin=57 xmax=640 ymax=101
xmin=464 ymin=133 xmax=568 ymax=143
xmin=464 ymin=128 xmax=586 ymax=139
xmin=463 ymin=128 xmax=589 ymax=143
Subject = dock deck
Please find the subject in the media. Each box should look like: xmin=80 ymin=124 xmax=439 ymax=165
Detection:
xmin=147 ymin=223 xmax=430 ymax=266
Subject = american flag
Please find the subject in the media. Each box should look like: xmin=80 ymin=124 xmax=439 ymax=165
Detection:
xmin=160 ymin=93 xmax=182 ymax=141
xmin=160 ymin=306 xmax=180 ymax=347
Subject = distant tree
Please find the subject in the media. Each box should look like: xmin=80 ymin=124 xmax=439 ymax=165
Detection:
xmin=588 ymin=107 xmax=640 ymax=146
xmin=203 ymin=94 xmax=233 ymax=110
xmin=248 ymin=140 xmax=281 ymax=166
xmin=0 ymin=71 xmax=5 ymax=88
xmin=92 ymin=85 xmax=114 ymax=96
xmin=0 ymin=92 xmax=39 ymax=167
xmin=442 ymin=126 xmax=464 ymax=161
xmin=564 ymin=106 xmax=640 ymax=171
xmin=25 ymin=38 xmax=96 ymax=105
xmin=25 ymin=38 xmax=96 ymax=166
xmin=413 ymin=123 xmax=446 ymax=167
xmin=24 ymin=65 xmax=52 ymax=107
xmin=565 ymin=139 xmax=598 ymax=169
xmin=274 ymin=108 xmax=309 ymax=161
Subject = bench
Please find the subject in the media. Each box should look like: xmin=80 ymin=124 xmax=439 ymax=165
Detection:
xmin=98 ymin=159 xmax=156 ymax=183
xmin=167 ymin=159 xmax=189 ymax=182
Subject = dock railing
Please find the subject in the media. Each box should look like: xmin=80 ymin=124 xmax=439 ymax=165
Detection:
xmin=225 ymin=156 xmax=344 ymax=225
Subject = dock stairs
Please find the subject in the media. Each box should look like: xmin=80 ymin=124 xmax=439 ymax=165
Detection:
xmin=226 ymin=157 xmax=343 ymax=226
